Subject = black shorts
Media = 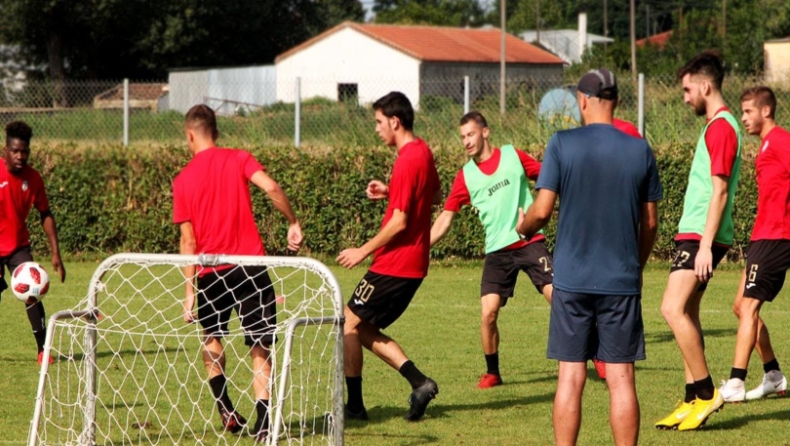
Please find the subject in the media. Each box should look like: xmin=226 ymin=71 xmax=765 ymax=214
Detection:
xmin=670 ymin=240 xmax=729 ymax=291
xmin=347 ymin=270 xmax=423 ymax=329
xmin=743 ymin=240 xmax=790 ymax=302
xmin=547 ymin=288 xmax=645 ymax=363
xmin=481 ymin=241 xmax=553 ymax=304
xmin=0 ymin=245 xmax=34 ymax=294
xmin=196 ymin=265 xmax=276 ymax=347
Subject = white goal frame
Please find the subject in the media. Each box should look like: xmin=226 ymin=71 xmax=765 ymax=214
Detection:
xmin=27 ymin=253 xmax=345 ymax=446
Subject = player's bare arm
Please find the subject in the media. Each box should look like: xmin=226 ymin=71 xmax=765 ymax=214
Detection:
xmin=696 ymin=175 xmax=729 ymax=283
xmin=40 ymin=209 xmax=65 ymax=283
xmin=516 ymin=188 xmax=556 ymax=239
xmin=366 ymin=180 xmax=389 ymax=200
xmin=430 ymin=210 xmax=456 ymax=247
xmin=638 ymin=201 xmax=659 ymax=272
xmin=250 ymin=170 xmax=303 ymax=252
xmin=179 ymin=222 xmax=197 ymax=324
xmin=337 ymin=209 xmax=407 ymax=269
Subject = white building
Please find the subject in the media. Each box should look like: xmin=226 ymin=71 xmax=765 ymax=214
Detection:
xmin=765 ymin=37 xmax=790 ymax=86
xmin=275 ymin=21 xmax=565 ymax=107
xmin=167 ymin=65 xmax=277 ymax=115
xmin=521 ymin=13 xmax=614 ymax=64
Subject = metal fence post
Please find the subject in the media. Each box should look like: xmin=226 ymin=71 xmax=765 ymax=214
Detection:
xmin=463 ymin=76 xmax=470 ymax=114
xmin=123 ymin=78 xmax=129 ymax=147
xmin=638 ymin=73 xmax=645 ymax=138
xmin=295 ymin=77 xmax=301 ymax=149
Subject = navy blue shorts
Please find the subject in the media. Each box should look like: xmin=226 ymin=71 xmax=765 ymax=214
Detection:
xmin=547 ymin=288 xmax=645 ymax=363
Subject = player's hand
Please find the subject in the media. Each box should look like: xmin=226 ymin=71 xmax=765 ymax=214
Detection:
xmin=287 ymin=222 xmax=303 ymax=253
xmin=52 ymin=254 xmax=66 ymax=283
xmin=183 ymin=293 xmax=196 ymax=324
xmin=694 ymin=246 xmax=714 ymax=283
xmin=516 ymin=207 xmax=527 ymax=236
xmin=337 ymin=248 xmax=367 ymax=269
xmin=366 ymin=180 xmax=389 ymax=200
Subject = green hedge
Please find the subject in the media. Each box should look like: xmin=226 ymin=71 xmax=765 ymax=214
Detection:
xmin=25 ymin=142 xmax=759 ymax=262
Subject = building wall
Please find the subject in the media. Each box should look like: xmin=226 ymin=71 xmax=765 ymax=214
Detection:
xmin=168 ymin=66 xmax=276 ymax=115
xmin=275 ymin=27 xmax=421 ymax=106
xmin=765 ymin=42 xmax=790 ymax=86
xmin=420 ymin=62 xmax=565 ymax=104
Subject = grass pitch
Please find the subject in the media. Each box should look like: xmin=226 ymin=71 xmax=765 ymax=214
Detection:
xmin=1 ymin=262 xmax=789 ymax=445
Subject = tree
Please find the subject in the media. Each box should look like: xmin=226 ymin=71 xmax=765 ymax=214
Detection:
xmin=373 ymin=0 xmax=485 ymax=27
xmin=0 ymin=0 xmax=365 ymax=81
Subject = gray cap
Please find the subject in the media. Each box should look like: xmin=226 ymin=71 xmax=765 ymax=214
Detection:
xmin=577 ymin=68 xmax=618 ymax=100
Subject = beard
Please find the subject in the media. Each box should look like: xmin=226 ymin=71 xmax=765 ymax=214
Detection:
xmin=693 ymin=99 xmax=706 ymax=116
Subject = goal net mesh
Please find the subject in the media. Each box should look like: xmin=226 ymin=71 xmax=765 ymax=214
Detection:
xmin=29 ymin=254 xmax=344 ymax=446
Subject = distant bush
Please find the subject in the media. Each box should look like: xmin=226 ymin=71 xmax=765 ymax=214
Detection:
xmin=25 ymin=142 xmax=759 ymax=263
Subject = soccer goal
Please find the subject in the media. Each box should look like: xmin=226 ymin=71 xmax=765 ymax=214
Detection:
xmin=28 ymin=253 xmax=345 ymax=446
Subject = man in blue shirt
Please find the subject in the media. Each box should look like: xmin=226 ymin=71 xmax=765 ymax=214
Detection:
xmin=517 ymin=69 xmax=662 ymax=446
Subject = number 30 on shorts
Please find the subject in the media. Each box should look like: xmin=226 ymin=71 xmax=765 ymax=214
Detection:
xmin=354 ymin=279 xmax=376 ymax=303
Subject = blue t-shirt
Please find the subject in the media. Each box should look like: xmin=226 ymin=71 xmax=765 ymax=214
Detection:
xmin=536 ymin=124 xmax=663 ymax=295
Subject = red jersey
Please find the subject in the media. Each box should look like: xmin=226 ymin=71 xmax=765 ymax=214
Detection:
xmin=675 ymin=107 xmax=739 ymax=243
xmin=173 ymin=148 xmax=266 ymax=270
xmin=751 ymin=126 xmax=790 ymax=241
xmin=370 ymin=139 xmax=440 ymax=279
xmin=613 ymin=119 xmax=642 ymax=138
xmin=0 ymin=160 xmax=49 ymax=256
xmin=444 ymin=148 xmax=545 ymax=250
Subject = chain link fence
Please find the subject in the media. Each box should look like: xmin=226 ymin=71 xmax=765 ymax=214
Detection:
xmin=1 ymin=73 xmax=788 ymax=149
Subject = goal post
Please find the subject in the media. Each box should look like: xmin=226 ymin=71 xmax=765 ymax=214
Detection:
xmin=28 ymin=253 xmax=345 ymax=446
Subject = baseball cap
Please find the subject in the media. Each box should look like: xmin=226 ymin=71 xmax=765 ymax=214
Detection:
xmin=577 ymin=68 xmax=618 ymax=100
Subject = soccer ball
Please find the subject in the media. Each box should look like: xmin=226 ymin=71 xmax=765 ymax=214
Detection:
xmin=11 ymin=262 xmax=50 ymax=303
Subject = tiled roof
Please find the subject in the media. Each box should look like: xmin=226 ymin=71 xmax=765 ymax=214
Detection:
xmin=277 ymin=21 xmax=565 ymax=65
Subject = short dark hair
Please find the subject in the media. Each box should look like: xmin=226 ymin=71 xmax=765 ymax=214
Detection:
xmin=460 ymin=111 xmax=488 ymax=128
xmin=6 ymin=121 xmax=32 ymax=144
xmin=677 ymin=50 xmax=726 ymax=91
xmin=372 ymin=92 xmax=414 ymax=131
xmin=741 ymin=86 xmax=776 ymax=119
xmin=185 ymin=104 xmax=219 ymax=140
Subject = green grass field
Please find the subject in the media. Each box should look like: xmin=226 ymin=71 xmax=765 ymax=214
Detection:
xmin=1 ymin=262 xmax=789 ymax=446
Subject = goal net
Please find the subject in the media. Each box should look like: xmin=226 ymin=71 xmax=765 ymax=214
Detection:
xmin=28 ymin=253 xmax=344 ymax=446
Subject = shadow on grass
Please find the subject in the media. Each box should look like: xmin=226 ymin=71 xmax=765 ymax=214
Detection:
xmin=351 ymin=392 xmax=556 ymax=427
xmin=698 ymin=407 xmax=790 ymax=431
xmin=644 ymin=328 xmax=736 ymax=345
xmin=346 ymin=431 xmax=440 ymax=445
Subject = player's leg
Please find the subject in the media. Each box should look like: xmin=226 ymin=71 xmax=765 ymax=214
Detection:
xmin=547 ymin=289 xmax=595 ymax=445
xmin=196 ymin=269 xmax=246 ymax=432
xmin=8 ymin=247 xmax=49 ymax=363
xmin=478 ymin=250 xmax=518 ymax=388
xmin=730 ymin=241 xmax=790 ymax=401
xmin=343 ymin=306 xmax=368 ymax=419
xmin=346 ymin=271 xmax=438 ymax=421
xmin=596 ymin=294 xmax=644 ymax=445
xmin=236 ymin=266 xmax=278 ymax=441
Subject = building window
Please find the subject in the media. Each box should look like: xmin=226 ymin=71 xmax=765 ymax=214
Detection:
xmin=338 ymin=83 xmax=358 ymax=103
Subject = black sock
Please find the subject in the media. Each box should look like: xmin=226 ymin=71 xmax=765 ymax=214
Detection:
xmin=684 ymin=383 xmax=696 ymax=403
xmin=33 ymin=331 xmax=46 ymax=353
xmin=208 ymin=375 xmax=234 ymax=413
xmin=399 ymin=360 xmax=428 ymax=389
xmin=729 ymin=368 xmax=747 ymax=381
xmin=694 ymin=375 xmax=715 ymax=400
xmin=764 ymin=359 xmax=781 ymax=373
xmin=485 ymin=353 xmax=500 ymax=376
xmin=345 ymin=376 xmax=364 ymax=411
xmin=253 ymin=399 xmax=269 ymax=434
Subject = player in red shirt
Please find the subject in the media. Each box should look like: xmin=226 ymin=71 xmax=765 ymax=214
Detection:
xmin=430 ymin=111 xmax=553 ymax=389
xmin=613 ymin=118 xmax=641 ymax=138
xmin=173 ymin=105 xmax=303 ymax=443
xmin=337 ymin=92 xmax=441 ymax=422
xmin=719 ymin=86 xmax=789 ymax=402
xmin=0 ymin=121 xmax=65 ymax=366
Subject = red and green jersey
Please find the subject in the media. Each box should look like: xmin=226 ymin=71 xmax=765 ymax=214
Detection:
xmin=676 ymin=108 xmax=742 ymax=246
xmin=752 ymin=126 xmax=790 ymax=241
xmin=461 ymin=145 xmax=538 ymax=254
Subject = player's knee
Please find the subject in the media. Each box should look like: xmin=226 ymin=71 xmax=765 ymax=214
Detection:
xmin=737 ymin=298 xmax=761 ymax=322
xmin=480 ymin=307 xmax=499 ymax=326
xmin=659 ymin=301 xmax=679 ymax=324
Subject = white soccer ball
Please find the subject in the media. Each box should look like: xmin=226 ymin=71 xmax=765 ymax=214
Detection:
xmin=11 ymin=262 xmax=50 ymax=303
